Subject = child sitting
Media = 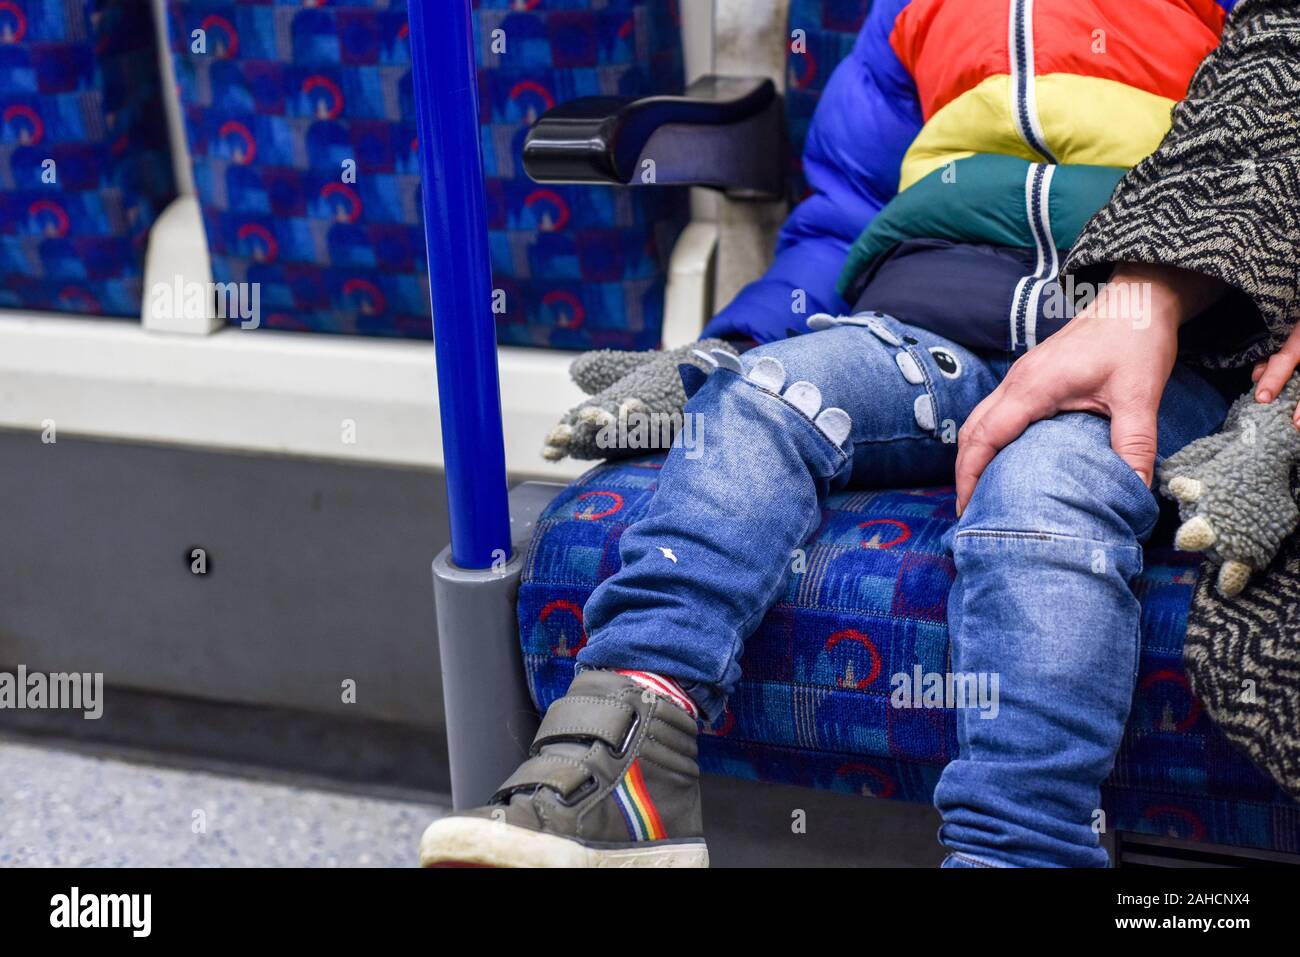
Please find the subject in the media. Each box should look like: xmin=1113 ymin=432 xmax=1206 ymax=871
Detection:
xmin=421 ymin=0 xmax=1300 ymax=867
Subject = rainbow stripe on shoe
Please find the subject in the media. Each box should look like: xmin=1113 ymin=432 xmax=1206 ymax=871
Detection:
xmin=612 ymin=759 xmax=666 ymax=841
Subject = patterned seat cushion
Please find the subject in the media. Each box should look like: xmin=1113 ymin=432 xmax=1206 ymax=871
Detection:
xmin=517 ymin=456 xmax=1300 ymax=853
xmin=166 ymin=0 xmax=687 ymax=349
xmin=0 ymin=0 xmax=177 ymax=316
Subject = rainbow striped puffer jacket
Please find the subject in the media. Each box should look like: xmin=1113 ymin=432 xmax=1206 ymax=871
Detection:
xmin=703 ymin=0 xmax=1239 ymax=346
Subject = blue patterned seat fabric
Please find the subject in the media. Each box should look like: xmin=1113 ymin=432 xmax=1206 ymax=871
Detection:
xmin=518 ymin=457 xmax=1300 ymax=853
xmin=0 ymin=0 xmax=176 ymax=316
xmin=165 ymin=0 xmax=687 ymax=349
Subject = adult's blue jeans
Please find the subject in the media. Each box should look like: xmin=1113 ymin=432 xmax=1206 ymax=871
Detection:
xmin=577 ymin=313 xmax=1228 ymax=867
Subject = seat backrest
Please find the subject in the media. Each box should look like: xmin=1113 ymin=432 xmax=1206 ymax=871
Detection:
xmin=167 ymin=0 xmax=422 ymax=336
xmin=0 ymin=1 xmax=176 ymax=315
xmin=167 ymin=0 xmax=687 ymax=350
xmin=475 ymin=0 xmax=688 ymax=350
xmin=783 ymin=0 xmax=872 ymax=203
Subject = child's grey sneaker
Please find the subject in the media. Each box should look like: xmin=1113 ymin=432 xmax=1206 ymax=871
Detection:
xmin=419 ymin=670 xmax=708 ymax=867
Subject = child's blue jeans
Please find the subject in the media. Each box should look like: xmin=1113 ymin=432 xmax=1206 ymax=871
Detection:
xmin=577 ymin=313 xmax=1228 ymax=867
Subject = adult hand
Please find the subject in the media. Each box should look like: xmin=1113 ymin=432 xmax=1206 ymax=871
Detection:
xmin=1250 ymin=320 xmax=1300 ymax=427
xmin=954 ymin=263 xmax=1226 ymax=515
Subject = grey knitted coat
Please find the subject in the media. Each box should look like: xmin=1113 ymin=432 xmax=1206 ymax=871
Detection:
xmin=1065 ymin=0 xmax=1300 ymax=799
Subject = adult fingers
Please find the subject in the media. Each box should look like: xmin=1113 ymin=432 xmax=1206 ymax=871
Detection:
xmin=955 ymin=383 xmax=1055 ymax=514
xmin=1108 ymin=402 xmax=1159 ymax=487
xmin=1255 ymin=325 xmax=1300 ymax=402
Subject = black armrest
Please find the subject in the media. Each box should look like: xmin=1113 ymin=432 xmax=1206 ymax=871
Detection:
xmin=522 ymin=75 xmax=784 ymax=198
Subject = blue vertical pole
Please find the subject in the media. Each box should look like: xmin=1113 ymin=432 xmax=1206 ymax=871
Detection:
xmin=408 ymin=0 xmax=512 ymax=570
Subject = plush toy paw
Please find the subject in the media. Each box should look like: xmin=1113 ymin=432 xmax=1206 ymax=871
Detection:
xmin=1159 ymin=373 xmax=1300 ymax=596
xmin=542 ymin=340 xmax=738 ymax=462
xmin=567 ymin=349 xmax=659 ymax=396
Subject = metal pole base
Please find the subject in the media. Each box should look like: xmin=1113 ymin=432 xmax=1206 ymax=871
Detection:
xmin=432 ymin=482 xmax=561 ymax=808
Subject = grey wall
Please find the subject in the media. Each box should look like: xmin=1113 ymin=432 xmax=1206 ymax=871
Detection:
xmin=0 ymin=429 xmax=450 ymax=728
xmin=0 ymin=429 xmax=961 ymax=864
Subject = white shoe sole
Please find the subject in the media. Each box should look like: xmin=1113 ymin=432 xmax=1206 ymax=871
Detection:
xmin=419 ymin=816 xmax=709 ymax=868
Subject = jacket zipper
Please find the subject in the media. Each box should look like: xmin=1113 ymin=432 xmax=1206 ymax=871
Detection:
xmin=1007 ymin=0 xmax=1058 ymax=350
xmin=1009 ymin=162 xmax=1058 ymax=350
xmin=1008 ymin=0 xmax=1057 ymax=163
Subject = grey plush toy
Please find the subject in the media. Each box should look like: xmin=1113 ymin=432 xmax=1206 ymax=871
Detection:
xmin=543 ymin=340 xmax=737 ymax=461
xmin=1159 ymin=372 xmax=1300 ymax=596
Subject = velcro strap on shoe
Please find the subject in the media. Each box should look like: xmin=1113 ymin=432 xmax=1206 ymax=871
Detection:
xmin=492 ymin=754 xmax=593 ymax=803
xmin=531 ymin=695 xmax=637 ymax=754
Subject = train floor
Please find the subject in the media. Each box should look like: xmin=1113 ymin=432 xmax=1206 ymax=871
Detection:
xmin=0 ymin=738 xmax=445 ymax=867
